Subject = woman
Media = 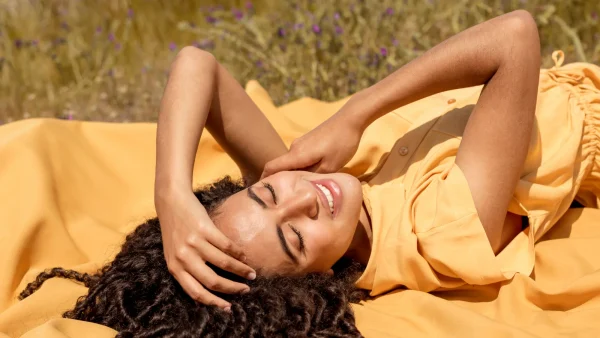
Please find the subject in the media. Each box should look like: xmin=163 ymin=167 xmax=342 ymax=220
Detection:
xmin=20 ymin=9 xmax=600 ymax=336
xmin=155 ymin=9 xmax=544 ymax=307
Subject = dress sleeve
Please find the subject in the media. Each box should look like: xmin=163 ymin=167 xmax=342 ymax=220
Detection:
xmin=410 ymin=163 xmax=508 ymax=286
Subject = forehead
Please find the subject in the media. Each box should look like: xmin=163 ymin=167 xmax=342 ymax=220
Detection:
xmin=212 ymin=189 xmax=293 ymax=273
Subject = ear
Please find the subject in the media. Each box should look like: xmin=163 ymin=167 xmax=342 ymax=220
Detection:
xmin=325 ymin=269 xmax=334 ymax=276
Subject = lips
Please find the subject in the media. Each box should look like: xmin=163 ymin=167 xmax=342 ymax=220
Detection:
xmin=311 ymin=179 xmax=343 ymax=219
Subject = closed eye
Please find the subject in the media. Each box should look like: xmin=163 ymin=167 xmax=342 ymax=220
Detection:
xmin=289 ymin=224 xmax=305 ymax=253
xmin=263 ymin=182 xmax=277 ymax=204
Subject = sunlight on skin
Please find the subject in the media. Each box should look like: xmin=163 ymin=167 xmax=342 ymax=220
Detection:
xmin=212 ymin=170 xmax=369 ymax=275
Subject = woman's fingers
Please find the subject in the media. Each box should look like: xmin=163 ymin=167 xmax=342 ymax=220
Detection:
xmin=198 ymin=240 xmax=256 ymax=280
xmin=183 ymin=256 xmax=251 ymax=295
xmin=202 ymin=225 xmax=247 ymax=263
xmin=262 ymin=150 xmax=319 ymax=179
xmin=175 ymin=270 xmax=232 ymax=309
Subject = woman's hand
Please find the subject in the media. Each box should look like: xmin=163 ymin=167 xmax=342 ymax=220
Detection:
xmin=156 ymin=187 xmax=255 ymax=310
xmin=261 ymin=110 xmax=365 ymax=178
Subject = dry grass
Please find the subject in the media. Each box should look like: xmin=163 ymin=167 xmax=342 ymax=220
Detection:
xmin=1 ymin=0 xmax=599 ymax=123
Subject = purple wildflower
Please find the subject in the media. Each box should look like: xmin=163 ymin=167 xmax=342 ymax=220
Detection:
xmin=246 ymin=1 xmax=253 ymax=10
xmin=278 ymin=27 xmax=286 ymax=37
xmin=108 ymin=69 xmax=114 ymax=77
xmin=592 ymin=12 xmax=598 ymax=20
xmin=15 ymin=39 xmax=23 ymax=48
xmin=108 ymin=33 xmax=115 ymax=42
xmin=96 ymin=26 xmax=102 ymax=34
xmin=385 ymin=7 xmax=394 ymax=15
xmin=31 ymin=40 xmax=39 ymax=46
xmin=115 ymin=42 xmax=122 ymax=50
xmin=169 ymin=42 xmax=177 ymax=51
xmin=233 ymin=9 xmax=243 ymax=20
xmin=141 ymin=66 xmax=148 ymax=73
xmin=335 ymin=26 xmax=343 ymax=34
xmin=312 ymin=24 xmax=321 ymax=34
xmin=334 ymin=12 xmax=340 ymax=20
xmin=294 ymin=23 xmax=304 ymax=30
xmin=127 ymin=8 xmax=134 ymax=18
xmin=206 ymin=16 xmax=218 ymax=24
xmin=61 ymin=22 xmax=70 ymax=30
xmin=67 ymin=112 xmax=73 ymax=120
xmin=256 ymin=60 xmax=263 ymax=67
xmin=392 ymin=38 xmax=399 ymax=46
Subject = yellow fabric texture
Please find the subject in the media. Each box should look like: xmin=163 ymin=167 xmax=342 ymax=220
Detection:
xmin=0 ymin=53 xmax=599 ymax=337
xmin=356 ymin=53 xmax=600 ymax=297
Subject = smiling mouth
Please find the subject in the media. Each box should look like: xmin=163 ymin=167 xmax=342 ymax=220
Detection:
xmin=315 ymin=183 xmax=334 ymax=214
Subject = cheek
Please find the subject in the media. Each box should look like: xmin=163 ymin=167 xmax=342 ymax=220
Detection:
xmin=306 ymin=227 xmax=339 ymax=257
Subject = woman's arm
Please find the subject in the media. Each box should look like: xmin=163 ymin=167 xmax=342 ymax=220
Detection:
xmin=155 ymin=47 xmax=287 ymax=197
xmin=344 ymin=10 xmax=541 ymax=253
xmin=154 ymin=47 xmax=287 ymax=308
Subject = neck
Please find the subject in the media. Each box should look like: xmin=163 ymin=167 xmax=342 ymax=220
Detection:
xmin=344 ymin=200 xmax=373 ymax=265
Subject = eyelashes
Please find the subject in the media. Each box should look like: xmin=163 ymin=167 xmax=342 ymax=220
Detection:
xmin=262 ymin=182 xmax=277 ymax=204
xmin=290 ymin=224 xmax=305 ymax=252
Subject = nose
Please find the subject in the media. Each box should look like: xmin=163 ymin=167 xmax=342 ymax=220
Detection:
xmin=276 ymin=187 xmax=318 ymax=219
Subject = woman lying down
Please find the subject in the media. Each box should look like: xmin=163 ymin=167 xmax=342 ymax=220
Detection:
xmin=19 ymin=10 xmax=600 ymax=337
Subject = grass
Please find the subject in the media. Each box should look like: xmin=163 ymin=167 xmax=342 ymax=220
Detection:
xmin=1 ymin=0 xmax=599 ymax=124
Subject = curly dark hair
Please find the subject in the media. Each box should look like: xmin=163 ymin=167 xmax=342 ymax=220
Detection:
xmin=19 ymin=176 xmax=368 ymax=337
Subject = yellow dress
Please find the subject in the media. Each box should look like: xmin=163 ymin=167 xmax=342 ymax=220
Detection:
xmin=354 ymin=51 xmax=600 ymax=296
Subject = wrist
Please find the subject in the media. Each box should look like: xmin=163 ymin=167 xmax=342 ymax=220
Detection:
xmin=338 ymin=86 xmax=381 ymax=132
xmin=154 ymin=177 xmax=193 ymax=209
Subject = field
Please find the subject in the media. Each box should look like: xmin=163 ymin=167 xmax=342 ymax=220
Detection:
xmin=1 ymin=0 xmax=599 ymax=123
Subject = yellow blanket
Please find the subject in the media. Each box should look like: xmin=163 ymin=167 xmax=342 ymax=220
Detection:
xmin=1 ymin=80 xmax=600 ymax=337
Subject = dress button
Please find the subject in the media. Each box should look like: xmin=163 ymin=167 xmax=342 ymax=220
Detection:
xmin=398 ymin=146 xmax=409 ymax=156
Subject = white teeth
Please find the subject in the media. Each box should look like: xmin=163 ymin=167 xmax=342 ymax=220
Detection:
xmin=316 ymin=183 xmax=334 ymax=214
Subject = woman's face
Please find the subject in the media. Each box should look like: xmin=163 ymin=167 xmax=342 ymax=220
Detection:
xmin=213 ymin=171 xmax=363 ymax=275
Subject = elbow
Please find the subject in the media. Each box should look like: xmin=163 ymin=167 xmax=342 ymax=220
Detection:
xmin=170 ymin=46 xmax=217 ymax=75
xmin=505 ymin=10 xmax=539 ymax=40
xmin=497 ymin=10 xmax=541 ymax=70
xmin=176 ymin=46 xmax=216 ymax=62
xmin=504 ymin=11 xmax=541 ymax=58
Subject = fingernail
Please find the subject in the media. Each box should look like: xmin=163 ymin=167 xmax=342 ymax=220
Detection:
xmin=224 ymin=306 xmax=231 ymax=313
xmin=242 ymin=287 xmax=250 ymax=294
xmin=247 ymin=272 xmax=256 ymax=280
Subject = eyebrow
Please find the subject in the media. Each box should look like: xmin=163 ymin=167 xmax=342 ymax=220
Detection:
xmin=247 ymin=186 xmax=267 ymax=208
xmin=247 ymin=186 xmax=298 ymax=264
